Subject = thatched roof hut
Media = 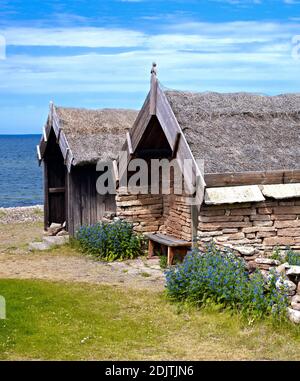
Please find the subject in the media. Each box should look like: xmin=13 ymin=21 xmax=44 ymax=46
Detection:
xmin=164 ymin=90 xmax=300 ymax=173
xmin=40 ymin=106 xmax=138 ymax=168
xmin=38 ymin=104 xmax=138 ymax=235
xmin=118 ymin=67 xmax=300 ymax=253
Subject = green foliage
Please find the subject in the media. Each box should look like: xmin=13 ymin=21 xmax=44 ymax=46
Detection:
xmin=286 ymin=248 xmax=300 ymax=266
xmin=165 ymin=243 xmax=289 ymax=320
xmin=159 ymin=255 xmax=168 ymax=269
xmin=76 ymin=220 xmax=144 ymax=261
xmin=271 ymin=246 xmax=300 ymax=266
xmin=271 ymin=246 xmax=282 ymax=262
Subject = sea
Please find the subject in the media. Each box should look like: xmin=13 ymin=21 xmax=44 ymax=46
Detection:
xmin=0 ymin=135 xmax=43 ymax=208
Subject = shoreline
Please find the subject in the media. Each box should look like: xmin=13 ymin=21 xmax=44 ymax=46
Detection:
xmin=0 ymin=205 xmax=43 ymax=224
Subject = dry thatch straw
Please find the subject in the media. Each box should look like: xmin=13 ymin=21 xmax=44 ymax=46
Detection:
xmin=55 ymin=107 xmax=138 ymax=165
xmin=164 ymin=90 xmax=300 ymax=174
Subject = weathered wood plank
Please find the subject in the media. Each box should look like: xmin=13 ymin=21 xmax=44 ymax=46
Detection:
xmin=205 ymin=170 xmax=300 ymax=187
xmin=150 ymin=75 xmax=157 ymax=115
xmin=126 ymin=131 xmax=133 ymax=155
xmin=130 ymin=92 xmax=151 ymax=151
xmin=146 ymin=232 xmax=192 ymax=246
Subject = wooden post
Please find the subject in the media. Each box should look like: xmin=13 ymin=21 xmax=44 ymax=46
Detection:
xmin=148 ymin=239 xmax=155 ymax=258
xmin=150 ymin=62 xmax=158 ymax=115
xmin=167 ymin=247 xmax=175 ymax=266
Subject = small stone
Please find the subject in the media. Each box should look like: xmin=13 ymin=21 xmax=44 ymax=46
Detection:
xmin=287 ymin=308 xmax=300 ymax=324
xmin=43 ymin=235 xmax=69 ymax=246
xmin=49 ymin=223 xmax=61 ymax=229
xmin=286 ymin=266 xmax=300 ymax=276
xmin=291 ymin=295 xmax=300 ymax=311
xmin=260 ymin=270 xmax=269 ymax=282
xmin=47 ymin=223 xmax=63 ymax=236
xmin=235 ymin=246 xmax=256 ymax=256
xmin=29 ymin=242 xmax=51 ymax=251
xmin=56 ymin=229 xmax=69 ymax=236
xmin=275 ymin=262 xmax=289 ymax=275
xmin=276 ymin=278 xmax=297 ymax=295
xmin=255 ymin=258 xmax=280 ymax=266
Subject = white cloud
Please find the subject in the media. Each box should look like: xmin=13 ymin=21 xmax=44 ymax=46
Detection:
xmin=0 ymin=21 xmax=299 ymax=99
xmin=2 ymin=27 xmax=146 ymax=47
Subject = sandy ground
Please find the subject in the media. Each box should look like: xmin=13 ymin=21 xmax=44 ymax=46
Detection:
xmin=0 ymin=206 xmax=165 ymax=290
xmin=0 ymin=253 xmax=165 ymax=290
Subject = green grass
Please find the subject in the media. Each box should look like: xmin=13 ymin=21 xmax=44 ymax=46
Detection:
xmin=0 ymin=279 xmax=300 ymax=360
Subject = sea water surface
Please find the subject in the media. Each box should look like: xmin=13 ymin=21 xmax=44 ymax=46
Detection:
xmin=0 ymin=135 xmax=43 ymax=207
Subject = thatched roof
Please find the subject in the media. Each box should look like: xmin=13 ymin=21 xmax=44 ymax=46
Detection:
xmin=164 ymin=90 xmax=300 ymax=174
xmin=55 ymin=107 xmax=138 ymax=165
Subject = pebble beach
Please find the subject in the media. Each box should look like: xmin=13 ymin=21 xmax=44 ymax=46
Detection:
xmin=0 ymin=205 xmax=43 ymax=224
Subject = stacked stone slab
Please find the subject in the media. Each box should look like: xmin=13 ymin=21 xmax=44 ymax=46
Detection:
xmin=198 ymin=198 xmax=300 ymax=256
xmin=116 ymin=192 xmax=192 ymax=240
xmin=159 ymin=195 xmax=192 ymax=241
xmin=116 ymin=193 xmax=164 ymax=233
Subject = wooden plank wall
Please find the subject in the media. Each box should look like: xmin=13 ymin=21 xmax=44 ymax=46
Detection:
xmin=68 ymin=165 xmax=117 ymax=236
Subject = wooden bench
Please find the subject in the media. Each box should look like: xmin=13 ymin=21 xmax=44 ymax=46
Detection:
xmin=146 ymin=233 xmax=192 ymax=266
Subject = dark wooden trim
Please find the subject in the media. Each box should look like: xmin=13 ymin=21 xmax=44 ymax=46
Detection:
xmin=205 ymin=170 xmax=300 ymax=187
xmin=172 ymin=132 xmax=181 ymax=158
xmin=191 ymin=204 xmax=199 ymax=247
xmin=44 ymin=161 xmax=49 ymax=230
xmin=136 ymin=148 xmax=171 ymax=158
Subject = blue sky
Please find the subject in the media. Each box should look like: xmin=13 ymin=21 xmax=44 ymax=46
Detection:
xmin=0 ymin=0 xmax=299 ymax=134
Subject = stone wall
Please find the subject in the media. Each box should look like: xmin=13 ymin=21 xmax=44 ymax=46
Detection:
xmin=198 ymin=198 xmax=300 ymax=255
xmin=116 ymin=193 xmax=163 ymax=233
xmin=159 ymin=195 xmax=192 ymax=241
xmin=116 ymin=190 xmax=192 ymax=240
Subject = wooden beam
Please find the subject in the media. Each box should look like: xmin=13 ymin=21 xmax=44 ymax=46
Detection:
xmin=172 ymin=132 xmax=181 ymax=158
xmin=205 ymin=170 xmax=300 ymax=187
xmin=126 ymin=131 xmax=133 ymax=155
xmin=48 ymin=187 xmax=65 ymax=194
